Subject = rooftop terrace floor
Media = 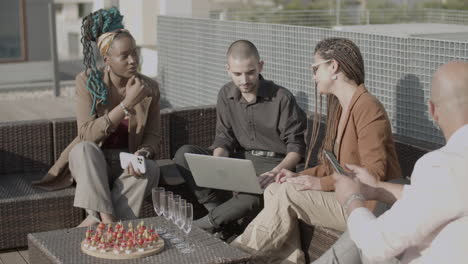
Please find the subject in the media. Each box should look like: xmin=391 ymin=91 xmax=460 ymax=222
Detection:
xmin=335 ymin=23 xmax=468 ymax=41
xmin=0 ymin=97 xmax=74 ymax=122
xmin=0 ymin=248 xmax=29 ymax=264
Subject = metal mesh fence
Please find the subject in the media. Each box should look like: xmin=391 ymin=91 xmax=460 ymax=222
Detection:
xmin=424 ymin=8 xmax=468 ymax=25
xmin=209 ymin=8 xmax=468 ymax=28
xmin=157 ymin=16 xmax=468 ymax=145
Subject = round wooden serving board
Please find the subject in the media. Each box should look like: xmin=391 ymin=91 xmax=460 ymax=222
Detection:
xmin=81 ymin=239 xmax=165 ymax=259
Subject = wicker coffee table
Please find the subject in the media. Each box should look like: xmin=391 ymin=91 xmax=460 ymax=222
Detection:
xmin=27 ymin=217 xmax=251 ymax=264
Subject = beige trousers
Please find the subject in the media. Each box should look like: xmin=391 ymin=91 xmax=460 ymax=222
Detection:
xmin=232 ymin=182 xmax=347 ymax=264
xmin=69 ymin=141 xmax=159 ymax=221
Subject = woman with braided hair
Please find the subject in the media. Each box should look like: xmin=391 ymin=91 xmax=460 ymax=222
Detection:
xmin=33 ymin=7 xmax=161 ymax=227
xmin=231 ymin=38 xmax=401 ymax=263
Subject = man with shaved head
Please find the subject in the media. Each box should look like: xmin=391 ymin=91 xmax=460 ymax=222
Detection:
xmin=174 ymin=40 xmax=307 ymax=238
xmin=314 ymin=61 xmax=468 ymax=264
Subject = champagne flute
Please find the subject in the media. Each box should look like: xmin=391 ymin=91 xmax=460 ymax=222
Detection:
xmin=180 ymin=203 xmax=194 ymax=254
xmin=160 ymin=191 xmax=168 ymax=219
xmin=162 ymin=191 xmax=174 ymax=239
xmin=151 ymin=187 xmax=167 ymax=233
xmin=162 ymin=191 xmax=173 ymax=222
xmin=170 ymin=197 xmax=185 ymax=244
xmin=176 ymin=199 xmax=187 ymax=228
xmin=175 ymin=200 xmax=187 ymax=249
xmin=171 ymin=195 xmax=181 ymax=221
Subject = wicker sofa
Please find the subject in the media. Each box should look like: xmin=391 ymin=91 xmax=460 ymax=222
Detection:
xmin=0 ymin=104 xmax=436 ymax=262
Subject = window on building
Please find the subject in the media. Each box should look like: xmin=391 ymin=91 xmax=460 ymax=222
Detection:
xmin=78 ymin=3 xmax=93 ymax=18
xmin=0 ymin=0 xmax=27 ymax=62
xmin=68 ymin=32 xmax=80 ymax=58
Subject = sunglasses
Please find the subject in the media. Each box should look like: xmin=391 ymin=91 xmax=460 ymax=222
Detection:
xmin=310 ymin=59 xmax=332 ymax=75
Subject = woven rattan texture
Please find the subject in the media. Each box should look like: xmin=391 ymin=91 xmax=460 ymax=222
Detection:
xmin=159 ymin=111 xmax=171 ymax=159
xmin=51 ymin=113 xmax=171 ymax=161
xmin=307 ymin=226 xmax=343 ymax=261
xmin=52 ymin=118 xmax=77 ymax=162
xmin=169 ymin=105 xmax=216 ymax=157
xmin=28 ymin=238 xmax=57 ymax=264
xmin=395 ymin=141 xmax=430 ymax=178
xmin=28 ymin=217 xmax=250 ymax=264
xmin=0 ymin=172 xmax=81 ymax=249
xmin=0 ymin=120 xmax=53 ymax=174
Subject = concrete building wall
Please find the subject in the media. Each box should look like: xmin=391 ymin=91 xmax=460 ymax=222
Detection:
xmin=25 ymin=0 xmax=53 ymax=61
xmin=119 ymin=0 xmax=158 ymax=46
xmin=118 ymin=0 xmax=210 ymax=77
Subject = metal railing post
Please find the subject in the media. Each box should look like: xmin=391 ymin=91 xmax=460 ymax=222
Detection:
xmin=336 ymin=0 xmax=341 ymax=26
xmin=48 ymin=2 xmax=60 ymax=97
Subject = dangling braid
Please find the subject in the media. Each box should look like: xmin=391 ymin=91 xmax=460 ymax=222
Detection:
xmin=304 ymin=80 xmax=322 ymax=168
xmin=80 ymin=7 xmax=123 ymax=115
xmin=305 ymin=38 xmax=365 ymax=173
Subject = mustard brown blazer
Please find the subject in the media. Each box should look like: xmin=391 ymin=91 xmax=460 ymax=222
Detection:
xmin=301 ymin=84 xmax=401 ymax=191
xmin=33 ymin=70 xmax=161 ymax=191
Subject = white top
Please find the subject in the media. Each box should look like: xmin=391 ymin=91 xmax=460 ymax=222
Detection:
xmin=348 ymin=124 xmax=468 ymax=264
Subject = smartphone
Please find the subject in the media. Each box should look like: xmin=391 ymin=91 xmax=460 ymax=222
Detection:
xmin=120 ymin=152 xmax=146 ymax=174
xmin=323 ymin=150 xmax=349 ymax=176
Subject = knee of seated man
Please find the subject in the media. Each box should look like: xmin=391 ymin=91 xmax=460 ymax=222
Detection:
xmin=234 ymin=193 xmax=262 ymax=210
xmin=173 ymin=144 xmax=199 ymax=163
xmin=142 ymin=159 xmax=160 ymax=189
xmin=144 ymin=160 xmax=159 ymax=177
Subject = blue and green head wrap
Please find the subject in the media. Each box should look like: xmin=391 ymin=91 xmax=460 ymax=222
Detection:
xmin=80 ymin=7 xmax=124 ymax=115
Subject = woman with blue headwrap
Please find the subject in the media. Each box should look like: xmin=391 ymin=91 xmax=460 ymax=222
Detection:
xmin=34 ymin=7 xmax=161 ymax=227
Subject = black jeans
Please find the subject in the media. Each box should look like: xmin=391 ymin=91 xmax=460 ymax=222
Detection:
xmin=173 ymin=144 xmax=283 ymax=228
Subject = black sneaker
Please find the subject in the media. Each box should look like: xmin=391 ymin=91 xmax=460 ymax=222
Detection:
xmin=213 ymin=230 xmax=239 ymax=242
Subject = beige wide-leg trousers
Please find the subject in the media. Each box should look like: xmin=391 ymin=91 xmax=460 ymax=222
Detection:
xmin=232 ymin=182 xmax=347 ymax=264
xmin=69 ymin=141 xmax=160 ymax=221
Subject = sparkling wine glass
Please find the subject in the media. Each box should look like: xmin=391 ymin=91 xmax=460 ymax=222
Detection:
xmin=175 ymin=199 xmax=187 ymax=249
xmin=179 ymin=203 xmax=194 ymax=253
xmin=170 ymin=197 xmax=185 ymax=244
xmin=171 ymin=195 xmax=181 ymax=220
xmin=175 ymin=199 xmax=186 ymax=228
xmin=151 ymin=187 xmax=167 ymax=233
xmin=162 ymin=191 xmax=174 ymax=239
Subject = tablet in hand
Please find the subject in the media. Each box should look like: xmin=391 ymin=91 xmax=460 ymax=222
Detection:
xmin=323 ymin=150 xmax=349 ymax=176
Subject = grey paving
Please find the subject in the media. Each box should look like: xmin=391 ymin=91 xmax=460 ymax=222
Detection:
xmin=0 ymin=97 xmax=74 ymax=122
xmin=335 ymin=23 xmax=468 ymax=40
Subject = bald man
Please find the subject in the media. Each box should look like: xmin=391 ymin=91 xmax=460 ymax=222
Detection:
xmin=314 ymin=61 xmax=468 ymax=264
xmin=174 ymin=40 xmax=307 ymax=238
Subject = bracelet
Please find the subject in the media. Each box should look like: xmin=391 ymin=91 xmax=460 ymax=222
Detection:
xmin=343 ymin=193 xmax=366 ymax=213
xmin=119 ymin=102 xmax=130 ymax=117
xmin=137 ymin=149 xmax=151 ymax=159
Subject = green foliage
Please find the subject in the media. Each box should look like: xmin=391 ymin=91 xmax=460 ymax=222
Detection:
xmin=422 ymin=0 xmax=468 ymax=10
xmin=365 ymin=0 xmax=400 ymax=9
xmin=283 ymin=0 xmax=304 ymax=10
xmin=305 ymin=0 xmax=332 ymax=10
xmin=281 ymin=0 xmax=330 ymax=11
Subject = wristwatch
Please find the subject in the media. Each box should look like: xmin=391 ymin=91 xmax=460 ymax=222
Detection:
xmin=343 ymin=193 xmax=366 ymax=213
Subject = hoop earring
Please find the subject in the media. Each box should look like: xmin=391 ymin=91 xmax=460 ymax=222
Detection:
xmin=332 ymin=75 xmax=338 ymax=80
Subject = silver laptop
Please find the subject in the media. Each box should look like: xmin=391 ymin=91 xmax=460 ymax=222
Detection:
xmin=184 ymin=153 xmax=263 ymax=194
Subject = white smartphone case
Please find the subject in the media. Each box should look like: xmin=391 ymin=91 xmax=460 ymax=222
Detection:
xmin=119 ymin=152 xmax=146 ymax=174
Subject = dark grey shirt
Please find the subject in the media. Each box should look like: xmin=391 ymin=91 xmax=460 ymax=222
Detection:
xmin=211 ymin=75 xmax=307 ymax=156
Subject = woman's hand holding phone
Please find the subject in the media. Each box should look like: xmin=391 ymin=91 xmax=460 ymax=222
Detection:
xmin=120 ymin=152 xmax=146 ymax=177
